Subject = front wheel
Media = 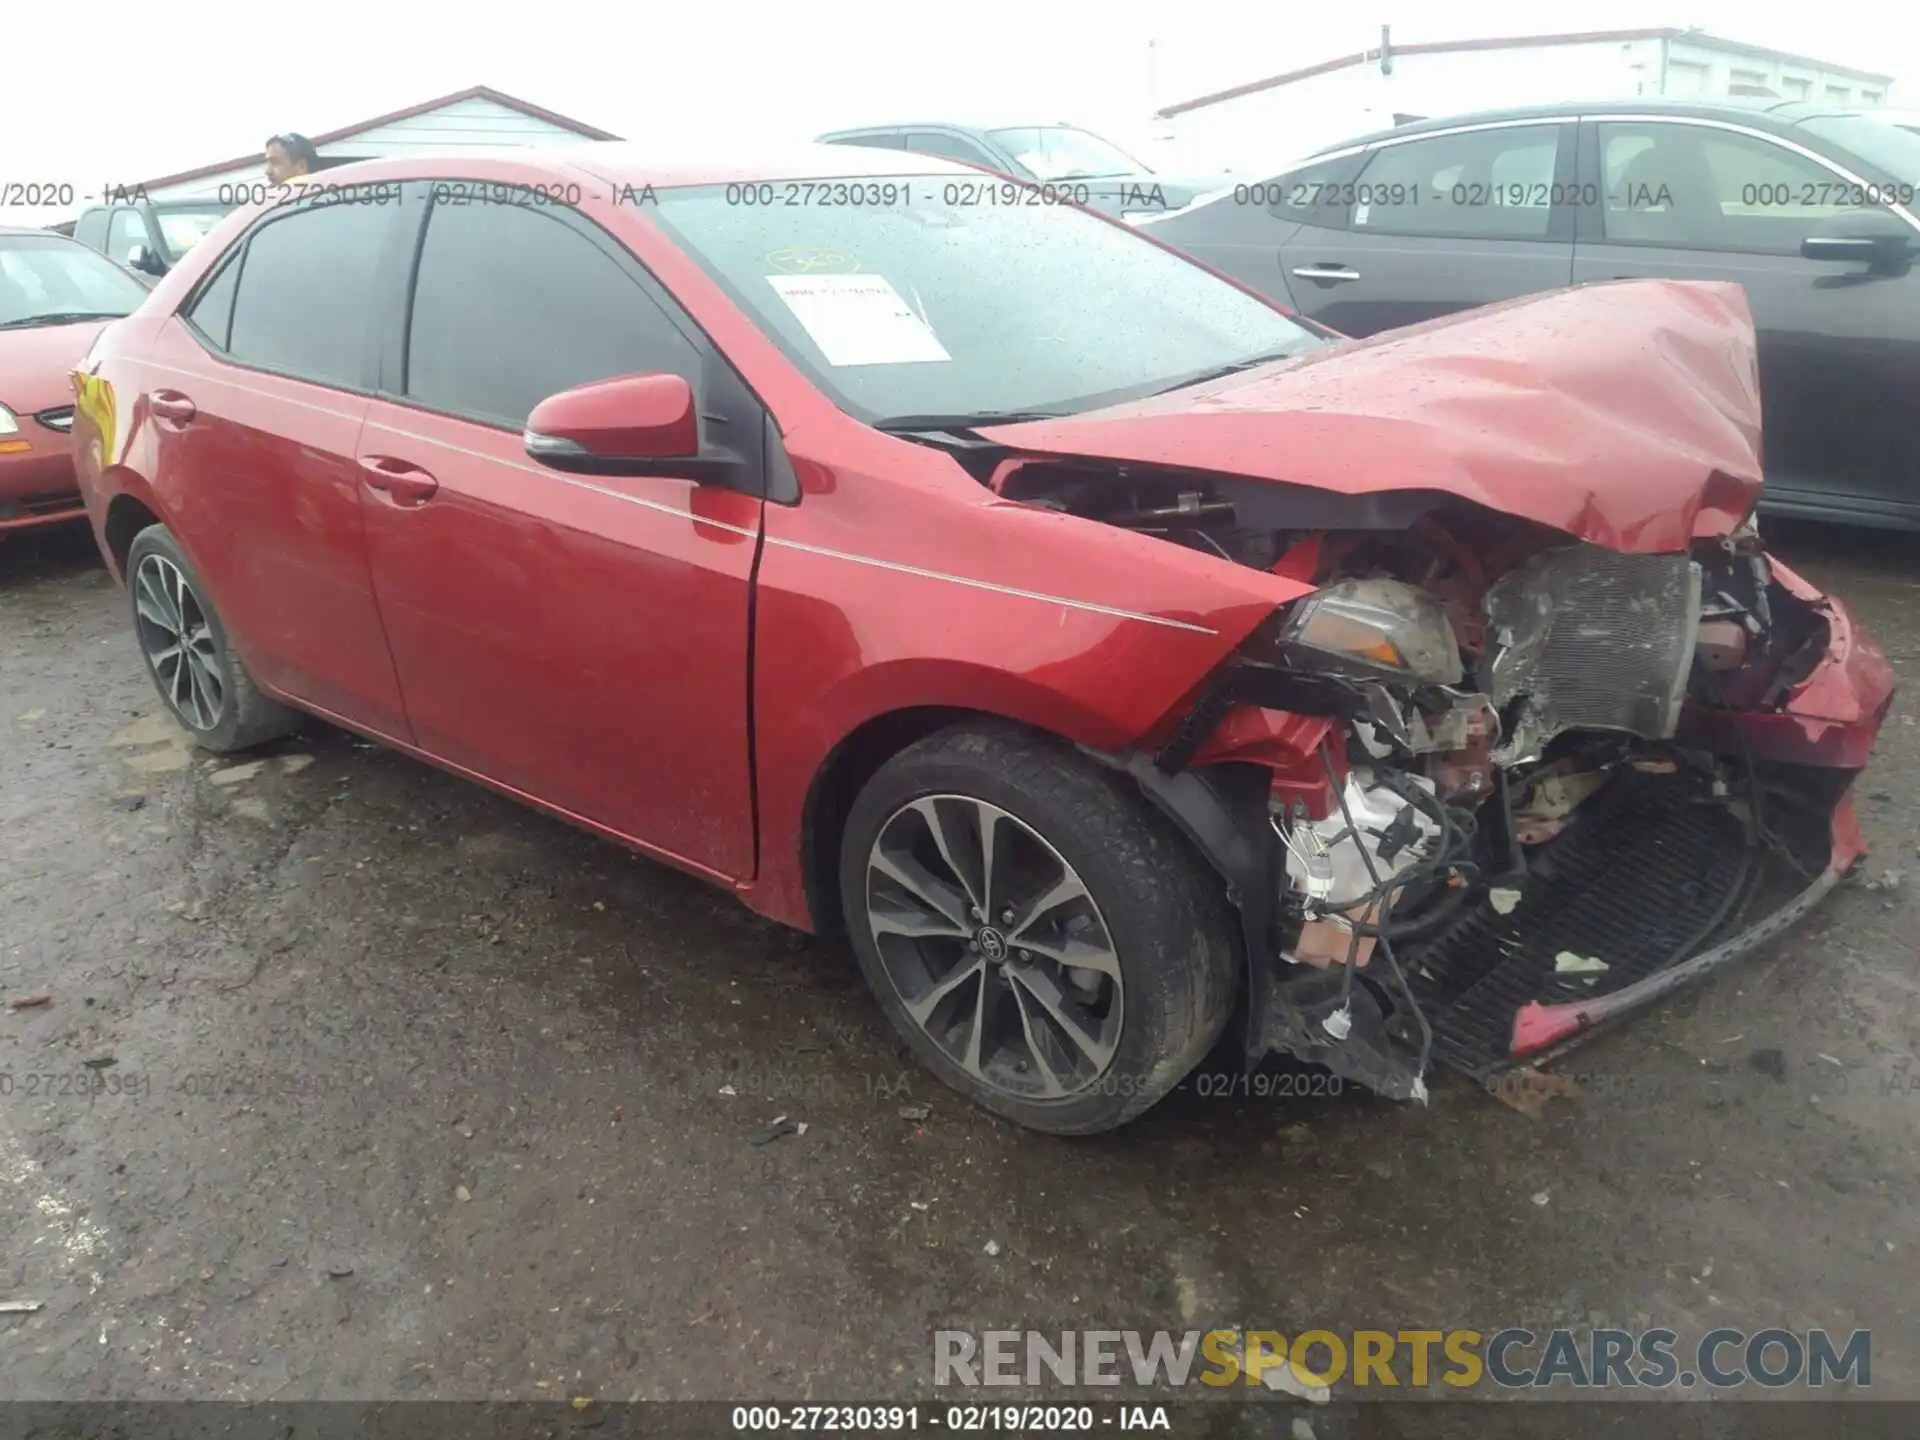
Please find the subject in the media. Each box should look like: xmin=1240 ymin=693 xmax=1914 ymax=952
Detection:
xmin=839 ymin=723 xmax=1238 ymax=1135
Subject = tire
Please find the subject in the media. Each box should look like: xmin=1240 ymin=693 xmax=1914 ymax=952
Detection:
xmin=839 ymin=722 xmax=1238 ymax=1135
xmin=125 ymin=523 xmax=299 ymax=754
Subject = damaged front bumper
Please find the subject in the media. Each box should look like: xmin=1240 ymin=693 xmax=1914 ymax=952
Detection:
xmin=1157 ymin=565 xmax=1892 ymax=1102
xmin=1261 ymin=760 xmax=1866 ymax=1097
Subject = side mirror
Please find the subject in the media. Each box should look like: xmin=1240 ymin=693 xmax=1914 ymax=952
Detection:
xmin=524 ymin=372 xmax=745 ymax=484
xmin=124 ymin=243 xmax=166 ymax=276
xmin=1801 ymin=216 xmax=1916 ymax=274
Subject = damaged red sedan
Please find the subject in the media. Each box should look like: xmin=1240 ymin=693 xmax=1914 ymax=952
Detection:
xmin=71 ymin=147 xmax=1892 ymax=1133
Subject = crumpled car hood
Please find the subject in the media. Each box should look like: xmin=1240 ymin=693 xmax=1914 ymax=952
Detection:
xmin=981 ymin=280 xmax=1764 ymax=554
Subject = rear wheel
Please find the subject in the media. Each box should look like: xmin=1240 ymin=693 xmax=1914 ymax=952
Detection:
xmin=126 ymin=524 xmax=299 ymax=753
xmin=839 ymin=723 xmax=1238 ymax=1134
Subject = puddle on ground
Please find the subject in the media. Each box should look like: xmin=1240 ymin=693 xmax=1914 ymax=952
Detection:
xmin=107 ymin=713 xmax=197 ymax=775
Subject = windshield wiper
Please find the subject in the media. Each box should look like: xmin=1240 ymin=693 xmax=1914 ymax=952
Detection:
xmin=0 ymin=311 xmax=128 ymax=331
xmin=873 ymin=410 xmax=1065 ymax=433
xmin=1149 ymin=347 xmax=1304 ymax=396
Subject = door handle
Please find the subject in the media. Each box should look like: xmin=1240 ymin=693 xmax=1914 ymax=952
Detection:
xmin=149 ymin=390 xmax=196 ymax=424
xmin=1291 ymin=264 xmax=1361 ymax=283
xmin=358 ymin=455 xmax=440 ymax=506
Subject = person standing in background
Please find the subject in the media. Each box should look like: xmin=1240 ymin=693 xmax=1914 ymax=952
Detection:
xmin=263 ymin=133 xmax=318 ymax=185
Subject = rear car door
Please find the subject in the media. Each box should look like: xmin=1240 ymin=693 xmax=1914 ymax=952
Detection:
xmin=1571 ymin=116 xmax=1920 ymax=526
xmin=1140 ymin=152 xmax=1365 ymax=308
xmin=151 ymin=194 xmax=410 ymax=737
xmin=353 ymin=184 xmax=764 ymax=878
xmin=1277 ymin=120 xmax=1578 ymax=336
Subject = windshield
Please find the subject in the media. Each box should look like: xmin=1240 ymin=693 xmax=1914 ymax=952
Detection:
xmin=985 ymin=126 xmax=1152 ymax=181
xmin=646 ymin=175 xmax=1318 ymax=425
xmin=1799 ymin=111 xmax=1920 ymax=185
xmin=155 ymin=206 xmax=234 ymax=258
xmin=0 ymin=235 xmax=149 ymax=328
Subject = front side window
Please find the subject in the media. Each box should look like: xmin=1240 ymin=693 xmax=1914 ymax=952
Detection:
xmin=404 ymin=197 xmax=700 ymax=429
xmin=1347 ymin=125 xmax=1563 ymax=240
xmin=1598 ymin=123 xmax=1875 ymax=254
xmin=0 ymin=237 xmax=150 ymax=329
xmin=223 ymin=201 xmax=389 ymax=387
xmin=647 ymin=174 xmax=1320 ymax=426
xmin=985 ymin=126 xmax=1151 ymax=181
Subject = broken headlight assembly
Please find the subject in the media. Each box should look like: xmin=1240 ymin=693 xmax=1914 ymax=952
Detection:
xmin=1248 ymin=579 xmax=1465 ymax=688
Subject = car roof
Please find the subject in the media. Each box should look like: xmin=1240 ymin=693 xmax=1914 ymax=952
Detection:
xmin=1314 ymin=96 xmax=1838 ymax=155
xmin=74 ymin=196 xmax=236 ymax=212
xmin=0 ymin=226 xmax=79 ymax=240
xmin=818 ymin=122 xmax=1083 ymax=141
xmin=313 ymin=140 xmax=984 ymax=190
xmin=820 ymin=123 xmax=993 ymax=140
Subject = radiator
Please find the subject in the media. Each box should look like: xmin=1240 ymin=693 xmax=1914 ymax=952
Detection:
xmin=1479 ymin=547 xmax=1703 ymax=762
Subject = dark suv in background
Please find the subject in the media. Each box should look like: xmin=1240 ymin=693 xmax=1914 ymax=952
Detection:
xmin=1142 ymin=99 xmax=1920 ymax=530
xmin=816 ymin=121 xmax=1220 ymax=219
xmin=72 ymin=198 xmax=237 ymax=278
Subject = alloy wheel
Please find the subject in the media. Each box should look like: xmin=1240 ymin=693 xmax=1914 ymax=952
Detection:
xmin=133 ymin=553 xmax=225 ymax=731
xmin=864 ymin=795 xmax=1124 ymax=1100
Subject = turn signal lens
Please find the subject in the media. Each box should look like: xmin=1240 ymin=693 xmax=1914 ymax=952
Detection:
xmin=1258 ymin=579 xmax=1464 ymax=687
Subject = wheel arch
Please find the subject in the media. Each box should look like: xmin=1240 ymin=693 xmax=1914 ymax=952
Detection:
xmin=800 ymin=704 xmax=989 ymax=943
xmin=103 ymin=488 xmax=164 ymax=582
xmin=796 ymin=697 xmax=1273 ymax=968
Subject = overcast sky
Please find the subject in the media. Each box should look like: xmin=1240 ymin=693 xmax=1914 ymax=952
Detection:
xmin=4 ymin=1 xmax=1915 ymax=227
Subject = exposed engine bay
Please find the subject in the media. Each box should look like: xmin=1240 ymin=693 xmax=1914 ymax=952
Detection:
xmin=994 ymin=456 xmax=1868 ymax=1102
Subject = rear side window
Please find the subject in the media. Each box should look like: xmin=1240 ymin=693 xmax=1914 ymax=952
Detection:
xmin=831 ymin=132 xmax=910 ymax=153
xmin=403 ymin=197 xmax=700 ymax=429
xmin=1259 ymin=156 xmax=1365 ymax=228
xmin=907 ymin=133 xmax=997 ymax=168
xmin=1348 ymin=125 xmax=1565 ymax=239
xmin=224 ymin=202 xmax=389 ymax=388
xmin=184 ymin=254 xmax=241 ymax=350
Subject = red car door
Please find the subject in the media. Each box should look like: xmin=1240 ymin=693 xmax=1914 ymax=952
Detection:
xmin=354 ymin=190 xmax=762 ymax=880
xmin=146 ymin=198 xmax=410 ymax=738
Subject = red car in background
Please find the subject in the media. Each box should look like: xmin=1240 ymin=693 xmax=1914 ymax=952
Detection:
xmin=0 ymin=228 xmax=149 ymax=542
xmin=70 ymin=147 xmax=1891 ymax=1134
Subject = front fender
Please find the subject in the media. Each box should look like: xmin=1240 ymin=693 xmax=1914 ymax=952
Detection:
xmin=740 ymin=589 xmax=1288 ymax=930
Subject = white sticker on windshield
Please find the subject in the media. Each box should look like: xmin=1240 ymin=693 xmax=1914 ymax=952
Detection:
xmin=1352 ymin=201 xmax=1370 ymax=227
xmin=765 ymin=274 xmax=951 ymax=367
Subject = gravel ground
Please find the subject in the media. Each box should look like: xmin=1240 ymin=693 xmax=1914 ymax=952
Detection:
xmin=1 ymin=518 xmax=1916 ymax=1418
